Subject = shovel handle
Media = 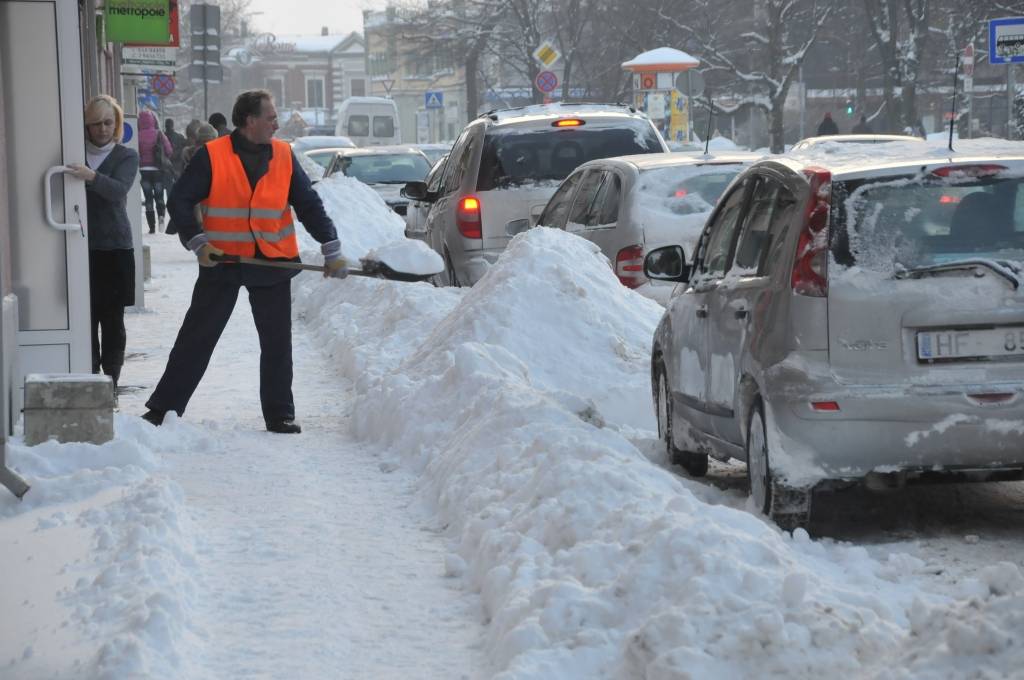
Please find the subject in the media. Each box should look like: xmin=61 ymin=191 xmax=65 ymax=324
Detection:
xmin=208 ymin=253 xmax=378 ymax=277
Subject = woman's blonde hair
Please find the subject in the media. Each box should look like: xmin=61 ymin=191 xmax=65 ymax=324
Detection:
xmin=84 ymin=95 xmax=124 ymax=142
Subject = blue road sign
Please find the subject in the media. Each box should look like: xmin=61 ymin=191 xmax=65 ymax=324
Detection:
xmin=425 ymin=91 xmax=444 ymax=109
xmin=990 ymin=17 xmax=1024 ymax=64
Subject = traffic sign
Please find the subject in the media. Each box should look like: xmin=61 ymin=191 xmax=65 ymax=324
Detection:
xmin=963 ymin=43 xmax=975 ymax=76
xmin=634 ymin=72 xmax=658 ymax=91
xmin=533 ymin=41 xmax=561 ymax=68
xmin=990 ymin=17 xmax=1024 ymax=64
xmin=425 ymin=90 xmax=444 ymax=109
xmin=150 ymin=73 xmax=175 ymax=96
xmin=535 ymin=70 xmax=558 ymax=94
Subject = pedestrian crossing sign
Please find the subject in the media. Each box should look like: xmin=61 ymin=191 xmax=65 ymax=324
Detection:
xmin=425 ymin=90 xmax=444 ymax=109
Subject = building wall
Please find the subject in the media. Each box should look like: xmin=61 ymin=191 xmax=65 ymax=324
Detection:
xmin=363 ymin=9 xmax=468 ymax=143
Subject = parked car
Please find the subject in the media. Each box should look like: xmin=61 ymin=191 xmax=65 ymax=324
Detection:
xmin=789 ymin=134 xmax=925 ymax=152
xmin=402 ymin=103 xmax=669 ymax=286
xmin=334 ymin=97 xmax=401 ymax=146
xmin=291 ymin=135 xmax=357 ymax=170
xmin=405 ymin=155 xmax=447 ymax=241
xmin=537 ymin=151 xmax=762 ymax=303
xmin=323 ymin=145 xmax=432 ymax=216
xmin=646 ymin=144 xmax=1024 ymax=530
xmin=411 ymin=143 xmax=452 ymax=165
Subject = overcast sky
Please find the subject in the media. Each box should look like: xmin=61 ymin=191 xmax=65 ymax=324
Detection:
xmin=245 ymin=0 xmax=389 ymax=37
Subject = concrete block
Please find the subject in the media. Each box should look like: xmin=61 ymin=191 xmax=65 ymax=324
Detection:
xmin=143 ymin=244 xmax=151 ymax=281
xmin=23 ymin=373 xmax=114 ymax=446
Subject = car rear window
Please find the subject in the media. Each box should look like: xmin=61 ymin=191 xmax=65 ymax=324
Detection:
xmin=373 ymin=116 xmax=395 ymax=137
xmin=334 ymin=153 xmax=432 ymax=184
xmin=475 ymin=119 xmax=664 ymax=191
xmin=637 ymin=165 xmax=743 ymax=216
xmin=348 ymin=115 xmax=370 ymax=137
xmin=832 ymin=172 xmax=1024 ymax=272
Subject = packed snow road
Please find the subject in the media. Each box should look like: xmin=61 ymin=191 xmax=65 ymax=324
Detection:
xmin=3 ymin=175 xmax=1024 ymax=679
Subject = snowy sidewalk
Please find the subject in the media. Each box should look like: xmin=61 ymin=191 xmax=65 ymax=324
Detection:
xmin=117 ymin=234 xmax=482 ymax=679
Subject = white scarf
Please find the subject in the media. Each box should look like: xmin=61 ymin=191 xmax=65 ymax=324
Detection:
xmin=86 ymin=140 xmax=115 ymax=170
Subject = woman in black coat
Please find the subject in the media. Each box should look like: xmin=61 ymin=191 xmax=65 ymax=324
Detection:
xmin=64 ymin=95 xmax=139 ymax=390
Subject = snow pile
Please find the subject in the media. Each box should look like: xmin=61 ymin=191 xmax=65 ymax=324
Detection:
xmin=306 ymin=173 xmax=407 ymax=262
xmin=290 ymin=224 xmax=1016 ymax=678
xmin=0 ymin=416 xmax=209 ymax=679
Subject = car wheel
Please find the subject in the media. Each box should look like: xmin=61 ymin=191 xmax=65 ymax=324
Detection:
xmin=746 ymin=397 xmax=811 ymax=531
xmin=657 ymin=363 xmax=708 ymax=477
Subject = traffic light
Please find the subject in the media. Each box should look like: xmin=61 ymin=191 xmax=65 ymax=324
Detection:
xmin=845 ymin=100 xmax=855 ymax=116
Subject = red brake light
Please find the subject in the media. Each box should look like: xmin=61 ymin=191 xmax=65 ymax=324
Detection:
xmin=674 ymin=189 xmax=688 ymax=198
xmin=939 ymin=195 xmax=960 ymax=204
xmin=553 ymin=119 xmax=585 ymax=127
xmin=456 ymin=196 xmax=482 ymax=239
xmin=931 ymin=164 xmax=1006 ymax=178
xmin=616 ymin=245 xmax=645 ymax=288
xmin=791 ymin=167 xmax=831 ymax=298
xmin=810 ymin=401 xmax=840 ymax=412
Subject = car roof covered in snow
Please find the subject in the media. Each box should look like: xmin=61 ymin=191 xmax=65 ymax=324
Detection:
xmin=769 ymin=137 xmax=1024 ymax=179
xmin=480 ymin=103 xmax=649 ymax=127
xmin=590 ymin=150 xmax=766 ymax=172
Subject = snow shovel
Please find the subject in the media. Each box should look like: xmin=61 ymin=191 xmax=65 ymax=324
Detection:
xmin=209 ymin=250 xmax=441 ymax=283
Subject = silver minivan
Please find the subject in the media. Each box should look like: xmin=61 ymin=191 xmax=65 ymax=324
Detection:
xmin=538 ymin=152 xmax=761 ymax=303
xmin=403 ymin=104 xmax=668 ymax=286
xmin=646 ymin=145 xmax=1024 ymax=529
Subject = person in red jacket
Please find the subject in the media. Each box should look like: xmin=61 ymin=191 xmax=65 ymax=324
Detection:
xmin=138 ymin=110 xmax=173 ymax=233
xmin=142 ymin=90 xmax=347 ymax=433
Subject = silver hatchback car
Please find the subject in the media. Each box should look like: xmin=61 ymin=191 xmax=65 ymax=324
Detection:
xmin=402 ymin=104 xmax=668 ymax=286
xmin=646 ymin=144 xmax=1024 ymax=529
xmin=538 ymin=151 xmax=762 ymax=303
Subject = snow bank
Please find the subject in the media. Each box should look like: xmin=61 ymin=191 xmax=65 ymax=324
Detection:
xmin=0 ymin=416 xmax=210 ymax=679
xmin=289 ymin=203 xmax=1024 ymax=678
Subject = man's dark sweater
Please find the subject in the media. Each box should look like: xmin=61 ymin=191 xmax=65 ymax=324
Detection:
xmin=167 ymin=130 xmax=339 ymax=285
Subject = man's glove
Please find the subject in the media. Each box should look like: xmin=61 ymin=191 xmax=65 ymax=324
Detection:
xmin=324 ymin=257 xmax=349 ymax=279
xmin=197 ymin=243 xmax=225 ymax=268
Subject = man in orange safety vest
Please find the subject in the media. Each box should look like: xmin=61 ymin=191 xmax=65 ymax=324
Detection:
xmin=142 ymin=89 xmax=347 ymax=433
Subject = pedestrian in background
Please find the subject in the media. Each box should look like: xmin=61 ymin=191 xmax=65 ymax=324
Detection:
xmin=816 ymin=112 xmax=839 ymax=136
xmin=63 ymin=95 xmax=139 ymax=394
xmin=164 ymin=118 xmax=187 ymax=179
xmin=208 ymin=112 xmax=230 ymax=137
xmin=143 ymin=90 xmax=347 ymax=433
xmin=166 ymin=123 xmax=218 ymax=236
xmin=138 ymin=110 xmax=173 ymax=233
xmin=852 ymin=114 xmax=873 ymax=134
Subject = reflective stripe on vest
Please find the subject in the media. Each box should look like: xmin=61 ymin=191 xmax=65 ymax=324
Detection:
xmin=201 ymin=136 xmax=298 ymax=258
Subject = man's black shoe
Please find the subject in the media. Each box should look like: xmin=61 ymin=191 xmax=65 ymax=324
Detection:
xmin=142 ymin=409 xmax=166 ymax=426
xmin=266 ymin=419 xmax=301 ymax=434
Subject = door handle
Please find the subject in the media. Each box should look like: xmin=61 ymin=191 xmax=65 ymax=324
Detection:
xmin=734 ymin=309 xmax=748 ymax=319
xmin=43 ymin=166 xmax=84 ymax=234
xmin=695 ymin=306 xmax=708 ymax=319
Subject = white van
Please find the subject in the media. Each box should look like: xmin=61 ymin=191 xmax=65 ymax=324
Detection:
xmin=334 ymin=97 xmax=400 ymax=146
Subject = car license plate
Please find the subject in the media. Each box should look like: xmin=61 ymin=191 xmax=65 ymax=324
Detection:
xmin=917 ymin=327 xmax=1024 ymax=360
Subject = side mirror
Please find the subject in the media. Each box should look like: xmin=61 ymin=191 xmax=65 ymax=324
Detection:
xmin=401 ymin=181 xmax=430 ymax=201
xmin=644 ymin=245 xmax=689 ymax=283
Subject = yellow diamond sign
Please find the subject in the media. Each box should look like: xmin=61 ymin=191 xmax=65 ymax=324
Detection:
xmin=533 ymin=41 xmax=561 ymax=68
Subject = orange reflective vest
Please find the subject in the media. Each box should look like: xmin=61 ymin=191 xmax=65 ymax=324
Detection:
xmin=200 ymin=136 xmax=298 ymax=258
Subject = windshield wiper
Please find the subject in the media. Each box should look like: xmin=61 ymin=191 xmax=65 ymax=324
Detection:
xmin=894 ymin=258 xmax=1021 ymax=289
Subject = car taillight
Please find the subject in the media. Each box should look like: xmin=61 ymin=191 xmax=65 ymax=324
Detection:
xmin=616 ymin=245 xmax=645 ymax=288
xmin=456 ymin=196 xmax=482 ymax=239
xmin=791 ymin=167 xmax=831 ymax=297
xmin=674 ymin=189 xmax=688 ymax=198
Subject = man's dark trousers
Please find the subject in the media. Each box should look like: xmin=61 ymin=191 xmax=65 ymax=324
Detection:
xmin=146 ymin=264 xmax=294 ymax=423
